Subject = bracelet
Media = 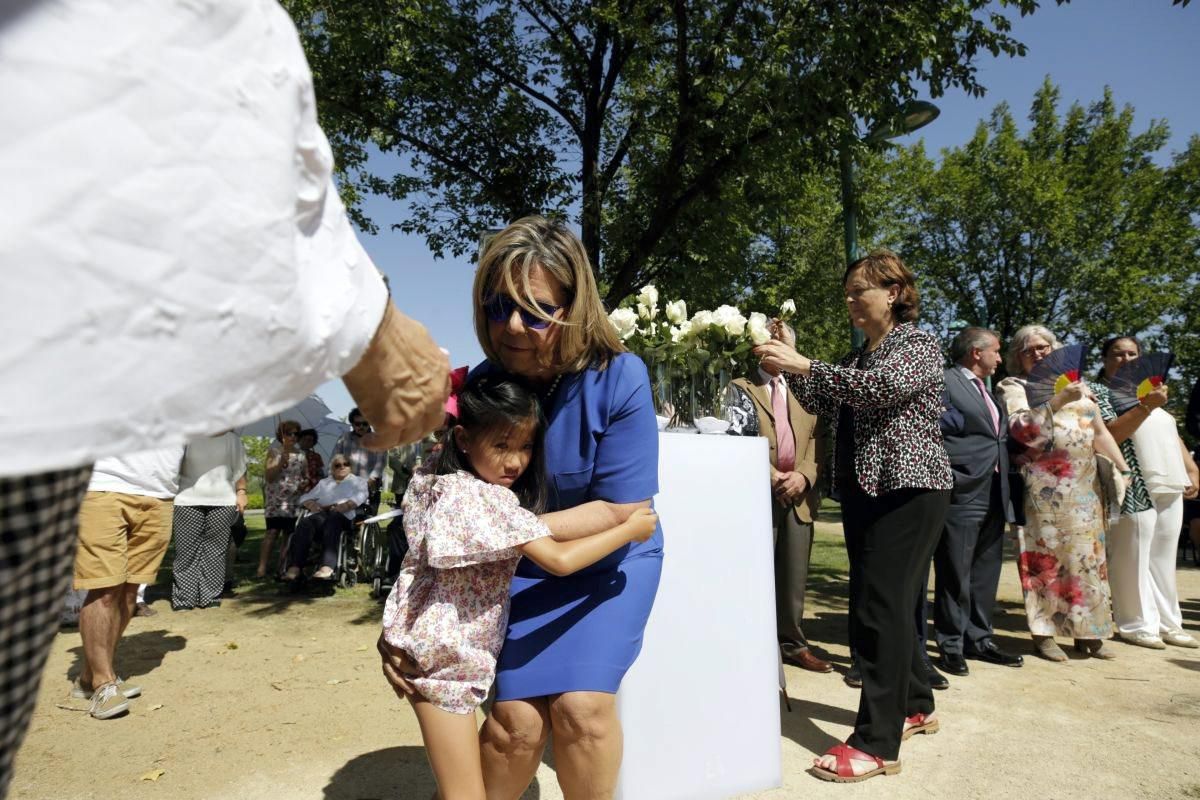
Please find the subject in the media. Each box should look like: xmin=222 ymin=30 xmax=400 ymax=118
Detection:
xmin=236 ymin=488 xmax=247 ymax=493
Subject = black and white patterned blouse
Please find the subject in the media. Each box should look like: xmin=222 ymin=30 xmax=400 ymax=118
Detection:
xmin=785 ymin=322 xmax=953 ymax=497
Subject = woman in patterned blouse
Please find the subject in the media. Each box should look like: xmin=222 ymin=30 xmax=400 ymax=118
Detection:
xmin=1093 ymin=336 xmax=1199 ymax=650
xmin=756 ymin=250 xmax=952 ymax=783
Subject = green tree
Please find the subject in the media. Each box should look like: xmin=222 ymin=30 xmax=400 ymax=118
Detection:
xmin=283 ymin=0 xmax=1050 ymax=304
xmin=895 ymin=79 xmax=1200 ymax=384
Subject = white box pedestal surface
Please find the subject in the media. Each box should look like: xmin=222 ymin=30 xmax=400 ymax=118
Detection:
xmin=614 ymin=433 xmax=781 ymax=800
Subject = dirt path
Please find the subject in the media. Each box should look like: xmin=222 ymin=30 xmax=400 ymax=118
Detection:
xmin=12 ymin=527 xmax=1200 ymax=800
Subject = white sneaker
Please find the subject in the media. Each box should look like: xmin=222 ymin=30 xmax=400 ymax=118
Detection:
xmin=1118 ymin=631 xmax=1167 ymax=650
xmin=1162 ymin=629 xmax=1199 ymax=649
xmin=88 ymin=682 xmax=129 ymax=720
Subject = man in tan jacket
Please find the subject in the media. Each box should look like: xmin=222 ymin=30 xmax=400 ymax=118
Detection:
xmin=725 ymin=322 xmax=830 ymax=672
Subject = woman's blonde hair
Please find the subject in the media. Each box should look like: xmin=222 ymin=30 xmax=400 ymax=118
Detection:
xmin=1006 ymin=324 xmax=1060 ymax=375
xmin=472 ymin=216 xmax=623 ymax=373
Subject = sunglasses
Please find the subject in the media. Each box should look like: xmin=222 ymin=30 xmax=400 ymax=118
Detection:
xmin=483 ymin=294 xmax=562 ymax=331
xmin=332 ymin=462 xmax=351 ymax=469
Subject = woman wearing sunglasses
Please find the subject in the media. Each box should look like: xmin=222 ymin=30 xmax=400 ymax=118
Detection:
xmin=378 ymin=216 xmax=663 ymax=799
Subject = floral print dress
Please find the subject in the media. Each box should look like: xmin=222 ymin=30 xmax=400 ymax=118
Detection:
xmin=996 ymin=377 xmax=1113 ymax=639
xmin=382 ymin=470 xmax=549 ymax=714
xmin=264 ymin=441 xmax=307 ymax=518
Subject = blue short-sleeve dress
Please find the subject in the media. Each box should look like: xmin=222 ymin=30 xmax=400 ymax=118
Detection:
xmin=478 ymin=353 xmax=665 ymax=700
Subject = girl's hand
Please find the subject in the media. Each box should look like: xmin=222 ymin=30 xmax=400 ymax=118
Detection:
xmin=754 ymin=339 xmax=811 ymax=376
xmin=377 ymin=634 xmax=419 ymax=698
xmin=624 ymin=508 xmax=659 ymax=543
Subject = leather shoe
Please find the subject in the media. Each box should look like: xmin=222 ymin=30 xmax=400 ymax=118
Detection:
xmin=843 ymin=662 xmax=862 ymax=688
xmin=965 ymin=639 xmax=1024 ymax=667
xmin=924 ymin=661 xmax=949 ymax=691
xmin=938 ymin=651 xmax=970 ymax=676
xmin=783 ymin=649 xmax=834 ymax=673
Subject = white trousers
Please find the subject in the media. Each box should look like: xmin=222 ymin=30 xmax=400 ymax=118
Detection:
xmin=1108 ymin=493 xmax=1184 ymax=636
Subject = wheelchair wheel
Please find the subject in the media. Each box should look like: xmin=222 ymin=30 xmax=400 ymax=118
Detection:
xmin=358 ymin=522 xmax=380 ymax=583
xmin=371 ymin=576 xmax=384 ymax=600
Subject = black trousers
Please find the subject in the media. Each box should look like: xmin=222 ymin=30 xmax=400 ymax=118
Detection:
xmin=288 ymin=511 xmax=351 ymax=570
xmin=842 ymin=485 xmax=950 ymax=761
xmin=933 ymin=475 xmax=1006 ymax=654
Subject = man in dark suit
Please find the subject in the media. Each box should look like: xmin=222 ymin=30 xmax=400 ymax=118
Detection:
xmin=934 ymin=327 xmax=1023 ymax=674
xmin=726 ymin=323 xmax=830 ymax=673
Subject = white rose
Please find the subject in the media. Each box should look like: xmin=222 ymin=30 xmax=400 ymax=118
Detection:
xmin=665 ymin=299 xmax=688 ymax=325
xmin=690 ymin=310 xmax=715 ymax=333
xmin=608 ymin=308 xmax=639 ymax=340
xmin=780 ymin=299 xmax=797 ymax=317
xmin=670 ymin=321 xmax=693 ymax=343
xmin=713 ymin=304 xmax=747 ymax=336
xmin=747 ymin=312 xmax=771 ymax=345
xmin=636 ymin=284 xmax=659 ymax=319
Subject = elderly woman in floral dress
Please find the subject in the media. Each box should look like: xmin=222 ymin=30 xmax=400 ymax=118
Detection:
xmin=995 ymin=325 xmax=1130 ymax=662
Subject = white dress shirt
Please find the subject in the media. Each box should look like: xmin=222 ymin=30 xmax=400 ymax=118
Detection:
xmin=0 ymin=1 xmax=388 ymax=476
xmin=298 ymin=474 xmax=369 ymax=520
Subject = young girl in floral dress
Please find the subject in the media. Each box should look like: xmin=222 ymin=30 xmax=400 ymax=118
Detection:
xmin=381 ymin=374 xmax=657 ymax=798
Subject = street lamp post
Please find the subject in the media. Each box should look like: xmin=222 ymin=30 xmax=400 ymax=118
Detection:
xmin=839 ymin=101 xmax=940 ymax=349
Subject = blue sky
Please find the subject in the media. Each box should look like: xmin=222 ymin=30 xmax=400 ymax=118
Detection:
xmin=318 ymin=0 xmax=1198 ymax=419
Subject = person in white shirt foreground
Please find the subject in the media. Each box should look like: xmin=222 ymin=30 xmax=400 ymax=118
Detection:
xmin=0 ymin=1 xmax=448 ymax=795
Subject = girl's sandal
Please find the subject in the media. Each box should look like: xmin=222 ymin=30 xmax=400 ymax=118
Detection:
xmin=811 ymin=743 xmax=902 ymax=783
xmin=901 ymin=712 xmax=939 ymax=741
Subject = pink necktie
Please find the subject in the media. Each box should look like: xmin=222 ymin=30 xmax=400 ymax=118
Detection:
xmin=973 ymin=377 xmax=1000 ymax=435
xmin=772 ymin=378 xmax=796 ymax=473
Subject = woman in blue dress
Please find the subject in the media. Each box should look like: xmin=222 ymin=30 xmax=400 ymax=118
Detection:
xmin=380 ymin=216 xmax=664 ymax=799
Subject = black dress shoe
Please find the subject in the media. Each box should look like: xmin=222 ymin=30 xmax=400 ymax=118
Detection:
xmin=924 ymin=661 xmax=950 ymax=691
xmin=844 ymin=662 xmax=862 ymax=688
xmin=965 ymin=639 xmax=1024 ymax=667
xmin=939 ymin=651 xmax=970 ymax=676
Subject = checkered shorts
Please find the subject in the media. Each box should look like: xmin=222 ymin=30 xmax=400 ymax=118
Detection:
xmin=0 ymin=466 xmax=92 ymax=799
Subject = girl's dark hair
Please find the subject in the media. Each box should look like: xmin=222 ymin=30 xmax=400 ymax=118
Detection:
xmin=1097 ymin=335 xmax=1142 ymax=382
xmin=430 ymin=373 xmax=548 ymax=513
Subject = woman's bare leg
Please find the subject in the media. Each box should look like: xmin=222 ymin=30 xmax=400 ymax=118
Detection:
xmin=410 ymin=696 xmax=486 ymax=800
xmin=256 ymin=529 xmax=277 ymax=578
xmin=549 ymin=691 xmax=622 ymax=800
xmin=479 ymin=698 xmax=550 ymax=800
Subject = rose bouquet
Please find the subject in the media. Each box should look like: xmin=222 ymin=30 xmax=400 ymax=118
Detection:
xmin=607 ymin=284 xmax=796 ymax=430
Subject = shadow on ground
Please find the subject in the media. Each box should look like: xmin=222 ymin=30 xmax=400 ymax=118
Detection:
xmin=62 ymin=629 xmax=187 ymax=681
xmin=322 ymin=746 xmax=545 ymax=799
xmin=779 ymin=696 xmax=857 ymax=757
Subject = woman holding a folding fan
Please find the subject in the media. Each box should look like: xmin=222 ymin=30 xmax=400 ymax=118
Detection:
xmin=1093 ymin=336 xmax=1200 ymax=650
xmin=995 ymin=325 xmax=1130 ymax=662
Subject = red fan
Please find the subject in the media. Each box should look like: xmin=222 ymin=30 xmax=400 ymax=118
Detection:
xmin=1106 ymin=352 xmax=1174 ymax=414
xmin=1024 ymin=344 xmax=1087 ymax=408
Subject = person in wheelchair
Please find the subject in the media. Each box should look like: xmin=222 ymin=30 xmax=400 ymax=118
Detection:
xmin=284 ymin=457 xmax=368 ymax=581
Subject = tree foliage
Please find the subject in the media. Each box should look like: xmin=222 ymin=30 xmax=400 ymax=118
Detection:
xmin=283 ymin=0 xmax=1048 ymax=304
xmin=894 ymin=79 xmax=1200 ymax=386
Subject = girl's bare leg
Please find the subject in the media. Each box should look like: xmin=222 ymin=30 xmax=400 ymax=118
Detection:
xmin=410 ymin=695 xmax=486 ymax=800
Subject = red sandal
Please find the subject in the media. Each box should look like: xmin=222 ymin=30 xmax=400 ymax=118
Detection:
xmin=901 ymin=712 xmax=940 ymax=741
xmin=811 ymin=742 xmax=902 ymax=783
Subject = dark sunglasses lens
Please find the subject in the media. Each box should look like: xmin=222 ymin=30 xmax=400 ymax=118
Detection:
xmin=484 ymin=295 xmax=511 ymax=322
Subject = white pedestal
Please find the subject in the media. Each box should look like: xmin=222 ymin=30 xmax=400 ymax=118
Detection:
xmin=614 ymin=433 xmax=781 ymax=800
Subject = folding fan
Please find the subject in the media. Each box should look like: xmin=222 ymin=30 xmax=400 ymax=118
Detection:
xmin=1106 ymin=351 xmax=1174 ymax=414
xmin=1024 ymin=344 xmax=1087 ymax=408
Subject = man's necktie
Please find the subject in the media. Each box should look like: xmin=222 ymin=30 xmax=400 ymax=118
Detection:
xmin=772 ymin=377 xmax=796 ymax=473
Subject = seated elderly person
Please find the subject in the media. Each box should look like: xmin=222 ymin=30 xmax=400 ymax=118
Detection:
xmin=284 ymin=456 xmax=368 ymax=580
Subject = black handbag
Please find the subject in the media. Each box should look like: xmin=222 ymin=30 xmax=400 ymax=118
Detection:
xmin=229 ymin=512 xmax=248 ymax=548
